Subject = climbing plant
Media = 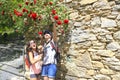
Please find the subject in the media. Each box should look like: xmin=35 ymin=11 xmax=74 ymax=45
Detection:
xmin=0 ymin=0 xmax=69 ymax=43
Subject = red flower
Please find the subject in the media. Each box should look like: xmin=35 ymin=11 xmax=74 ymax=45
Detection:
xmin=57 ymin=20 xmax=62 ymax=25
xmin=14 ymin=9 xmax=17 ymax=14
xmin=49 ymin=2 xmax=53 ymax=5
xmin=64 ymin=19 xmax=69 ymax=24
xmin=14 ymin=9 xmax=22 ymax=17
xmin=22 ymin=8 xmax=28 ymax=13
xmin=28 ymin=11 xmax=32 ymax=17
xmin=1 ymin=10 xmax=5 ymax=15
xmin=16 ymin=12 xmax=22 ymax=16
xmin=18 ymin=4 xmax=22 ymax=8
xmin=54 ymin=15 xmax=59 ymax=20
xmin=31 ymin=12 xmax=37 ymax=20
xmin=52 ymin=9 xmax=56 ymax=15
xmin=38 ymin=31 xmax=42 ymax=35
xmin=25 ymin=1 xmax=29 ymax=5
xmin=34 ymin=0 xmax=37 ymax=5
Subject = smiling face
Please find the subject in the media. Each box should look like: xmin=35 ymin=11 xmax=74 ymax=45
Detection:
xmin=29 ymin=40 xmax=36 ymax=50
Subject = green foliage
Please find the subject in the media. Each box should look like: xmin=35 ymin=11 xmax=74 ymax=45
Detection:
xmin=0 ymin=0 xmax=69 ymax=41
xmin=0 ymin=0 xmax=22 ymax=30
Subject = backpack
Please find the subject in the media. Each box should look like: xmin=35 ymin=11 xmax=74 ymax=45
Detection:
xmin=24 ymin=45 xmax=32 ymax=70
xmin=50 ymin=41 xmax=60 ymax=63
xmin=24 ymin=53 xmax=31 ymax=69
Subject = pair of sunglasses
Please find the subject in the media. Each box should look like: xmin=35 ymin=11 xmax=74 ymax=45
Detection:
xmin=30 ymin=40 xmax=35 ymax=44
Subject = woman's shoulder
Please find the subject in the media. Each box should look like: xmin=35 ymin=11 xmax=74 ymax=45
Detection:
xmin=28 ymin=51 xmax=33 ymax=55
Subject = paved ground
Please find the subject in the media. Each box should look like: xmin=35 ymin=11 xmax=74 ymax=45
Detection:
xmin=0 ymin=42 xmax=27 ymax=80
xmin=0 ymin=56 xmax=25 ymax=80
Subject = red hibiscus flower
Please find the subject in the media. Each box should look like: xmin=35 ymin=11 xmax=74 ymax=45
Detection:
xmin=38 ymin=31 xmax=42 ymax=35
xmin=28 ymin=11 xmax=32 ymax=17
xmin=25 ymin=1 xmax=29 ymax=5
xmin=22 ymin=8 xmax=28 ymax=13
xmin=57 ymin=20 xmax=62 ymax=25
xmin=64 ymin=19 xmax=69 ymax=24
xmin=34 ymin=0 xmax=37 ymax=5
xmin=49 ymin=2 xmax=53 ymax=5
xmin=52 ymin=9 xmax=56 ymax=15
xmin=14 ymin=9 xmax=17 ymax=14
xmin=14 ymin=9 xmax=22 ymax=17
xmin=54 ymin=15 xmax=59 ymax=20
xmin=16 ymin=12 xmax=22 ymax=16
xmin=31 ymin=12 xmax=37 ymax=20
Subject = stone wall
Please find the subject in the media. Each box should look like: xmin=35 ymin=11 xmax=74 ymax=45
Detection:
xmin=61 ymin=0 xmax=120 ymax=80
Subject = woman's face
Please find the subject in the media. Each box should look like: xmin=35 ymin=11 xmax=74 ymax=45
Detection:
xmin=44 ymin=33 xmax=51 ymax=40
xmin=30 ymin=40 xmax=36 ymax=49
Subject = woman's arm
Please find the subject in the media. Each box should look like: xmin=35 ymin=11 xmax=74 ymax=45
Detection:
xmin=28 ymin=52 xmax=42 ymax=64
xmin=50 ymin=14 xmax=57 ymax=42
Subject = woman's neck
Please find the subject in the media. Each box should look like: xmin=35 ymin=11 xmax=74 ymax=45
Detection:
xmin=46 ymin=38 xmax=51 ymax=43
xmin=32 ymin=48 xmax=36 ymax=52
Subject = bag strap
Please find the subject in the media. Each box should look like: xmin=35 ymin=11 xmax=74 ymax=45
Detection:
xmin=50 ymin=41 xmax=57 ymax=52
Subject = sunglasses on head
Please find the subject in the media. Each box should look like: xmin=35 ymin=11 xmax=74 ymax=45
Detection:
xmin=30 ymin=40 xmax=35 ymax=44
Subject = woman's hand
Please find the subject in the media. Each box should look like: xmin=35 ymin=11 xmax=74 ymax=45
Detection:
xmin=38 ymin=45 xmax=43 ymax=53
xmin=38 ymin=53 xmax=43 ymax=61
xmin=38 ymin=34 xmax=43 ymax=39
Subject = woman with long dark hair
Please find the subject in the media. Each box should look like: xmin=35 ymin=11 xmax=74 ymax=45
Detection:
xmin=26 ymin=40 xmax=43 ymax=80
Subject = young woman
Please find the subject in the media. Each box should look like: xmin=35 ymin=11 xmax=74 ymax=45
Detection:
xmin=41 ymin=30 xmax=57 ymax=80
xmin=26 ymin=40 xmax=43 ymax=80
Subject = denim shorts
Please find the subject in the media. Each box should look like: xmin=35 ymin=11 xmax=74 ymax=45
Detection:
xmin=41 ymin=64 xmax=57 ymax=78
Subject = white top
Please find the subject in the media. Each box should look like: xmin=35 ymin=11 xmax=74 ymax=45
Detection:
xmin=43 ymin=40 xmax=57 ymax=65
xmin=30 ymin=51 xmax=42 ymax=75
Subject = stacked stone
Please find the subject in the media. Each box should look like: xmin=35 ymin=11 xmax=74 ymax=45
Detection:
xmin=61 ymin=0 xmax=120 ymax=80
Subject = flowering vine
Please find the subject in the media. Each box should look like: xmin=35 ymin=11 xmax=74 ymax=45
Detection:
xmin=0 ymin=0 xmax=69 ymax=42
